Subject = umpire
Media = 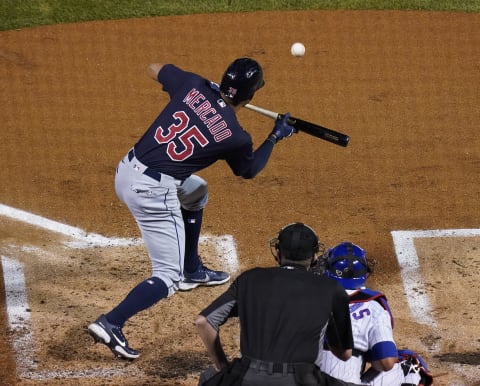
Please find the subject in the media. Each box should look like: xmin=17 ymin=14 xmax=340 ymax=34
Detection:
xmin=195 ymin=223 xmax=354 ymax=386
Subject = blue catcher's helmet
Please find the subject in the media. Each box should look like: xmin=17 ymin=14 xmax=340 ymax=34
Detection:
xmin=325 ymin=242 xmax=371 ymax=289
xmin=220 ymin=58 xmax=265 ymax=104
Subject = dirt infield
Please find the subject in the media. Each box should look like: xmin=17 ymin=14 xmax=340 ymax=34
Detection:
xmin=1 ymin=9 xmax=479 ymax=386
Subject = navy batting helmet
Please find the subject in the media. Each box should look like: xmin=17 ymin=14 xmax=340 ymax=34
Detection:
xmin=220 ymin=58 xmax=265 ymax=104
xmin=325 ymin=242 xmax=371 ymax=289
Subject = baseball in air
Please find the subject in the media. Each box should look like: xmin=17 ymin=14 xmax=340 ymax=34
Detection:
xmin=291 ymin=42 xmax=305 ymax=57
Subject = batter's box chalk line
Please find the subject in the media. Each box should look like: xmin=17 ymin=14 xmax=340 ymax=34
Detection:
xmin=1 ymin=203 xmax=239 ymax=380
xmin=0 ymin=203 xmax=141 ymax=248
xmin=0 ymin=203 xmax=239 ymax=271
xmin=1 ymin=255 xmax=143 ymax=380
xmin=391 ymin=228 xmax=480 ymax=328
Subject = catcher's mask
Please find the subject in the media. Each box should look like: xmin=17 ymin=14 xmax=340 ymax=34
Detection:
xmin=220 ymin=57 xmax=265 ymax=105
xmin=324 ymin=242 xmax=372 ymax=289
xmin=269 ymin=222 xmax=323 ymax=261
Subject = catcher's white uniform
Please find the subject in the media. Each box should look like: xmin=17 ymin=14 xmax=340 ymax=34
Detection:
xmin=318 ymin=288 xmax=401 ymax=385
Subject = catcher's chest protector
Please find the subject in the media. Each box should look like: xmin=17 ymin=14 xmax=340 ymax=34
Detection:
xmin=349 ymin=289 xmax=394 ymax=328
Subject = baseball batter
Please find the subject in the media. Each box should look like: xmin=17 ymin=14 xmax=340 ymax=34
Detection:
xmin=87 ymin=58 xmax=297 ymax=359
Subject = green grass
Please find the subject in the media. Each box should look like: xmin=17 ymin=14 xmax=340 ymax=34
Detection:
xmin=1 ymin=0 xmax=479 ymax=31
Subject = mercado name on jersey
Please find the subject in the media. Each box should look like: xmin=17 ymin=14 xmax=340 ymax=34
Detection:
xmin=183 ymin=88 xmax=231 ymax=142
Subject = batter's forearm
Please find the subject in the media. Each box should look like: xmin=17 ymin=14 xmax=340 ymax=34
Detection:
xmin=240 ymin=138 xmax=275 ymax=179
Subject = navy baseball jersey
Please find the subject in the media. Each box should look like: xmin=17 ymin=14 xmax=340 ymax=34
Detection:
xmin=134 ymin=64 xmax=262 ymax=181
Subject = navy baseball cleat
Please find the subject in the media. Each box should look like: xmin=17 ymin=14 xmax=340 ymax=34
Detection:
xmin=179 ymin=264 xmax=230 ymax=291
xmin=87 ymin=315 xmax=140 ymax=360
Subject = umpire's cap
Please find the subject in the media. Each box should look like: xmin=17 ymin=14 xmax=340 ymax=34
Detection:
xmin=273 ymin=222 xmax=320 ymax=261
xmin=220 ymin=58 xmax=265 ymax=104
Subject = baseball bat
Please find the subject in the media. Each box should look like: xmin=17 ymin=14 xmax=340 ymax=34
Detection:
xmin=245 ymin=103 xmax=350 ymax=147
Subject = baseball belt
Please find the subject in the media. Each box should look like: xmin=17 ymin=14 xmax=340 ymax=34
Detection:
xmin=243 ymin=357 xmax=296 ymax=374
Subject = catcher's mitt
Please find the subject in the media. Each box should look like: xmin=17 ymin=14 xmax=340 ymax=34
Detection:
xmin=398 ymin=349 xmax=434 ymax=386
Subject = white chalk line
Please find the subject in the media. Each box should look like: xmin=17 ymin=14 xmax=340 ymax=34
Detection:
xmin=391 ymin=228 xmax=480 ymax=327
xmin=1 ymin=255 xmax=142 ymax=380
xmin=1 ymin=203 xmax=239 ymax=380
xmin=201 ymin=234 xmax=239 ymax=274
xmin=4 ymin=202 xmax=478 ymax=378
xmin=0 ymin=203 xmax=141 ymax=248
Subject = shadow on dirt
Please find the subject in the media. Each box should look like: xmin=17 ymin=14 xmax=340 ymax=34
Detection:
xmin=143 ymin=351 xmax=210 ymax=378
xmin=434 ymin=352 xmax=480 ymax=366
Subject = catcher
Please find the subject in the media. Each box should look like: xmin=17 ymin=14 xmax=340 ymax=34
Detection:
xmin=313 ymin=242 xmax=433 ymax=386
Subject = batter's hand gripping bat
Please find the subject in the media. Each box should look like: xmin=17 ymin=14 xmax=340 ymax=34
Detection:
xmin=245 ymin=103 xmax=350 ymax=147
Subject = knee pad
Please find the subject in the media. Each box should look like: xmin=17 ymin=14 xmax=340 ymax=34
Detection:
xmin=178 ymin=175 xmax=209 ymax=211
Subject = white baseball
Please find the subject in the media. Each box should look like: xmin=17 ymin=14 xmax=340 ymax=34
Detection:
xmin=291 ymin=42 xmax=305 ymax=57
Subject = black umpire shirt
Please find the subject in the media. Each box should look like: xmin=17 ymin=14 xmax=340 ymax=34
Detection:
xmin=200 ymin=264 xmax=353 ymax=364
